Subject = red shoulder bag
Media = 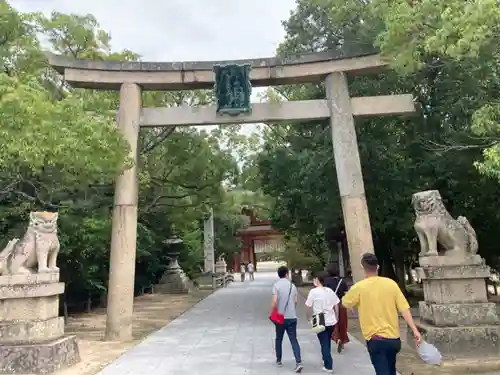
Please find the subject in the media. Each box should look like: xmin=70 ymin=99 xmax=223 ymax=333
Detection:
xmin=269 ymin=282 xmax=292 ymax=325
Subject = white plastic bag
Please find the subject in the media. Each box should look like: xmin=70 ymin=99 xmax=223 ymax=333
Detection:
xmin=418 ymin=341 xmax=442 ymax=365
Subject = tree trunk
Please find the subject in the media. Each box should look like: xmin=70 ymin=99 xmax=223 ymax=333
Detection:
xmin=394 ymin=257 xmax=407 ymax=294
xmin=373 ymin=236 xmax=396 ymax=280
xmin=100 ymin=292 xmax=107 ymax=307
xmin=63 ymin=301 xmax=69 ymax=324
xmin=405 ymin=263 xmax=414 ymax=284
xmin=86 ymin=294 xmax=92 ymax=313
xmin=291 ymin=268 xmax=304 ymax=286
xmin=379 ymin=255 xmax=397 ymax=281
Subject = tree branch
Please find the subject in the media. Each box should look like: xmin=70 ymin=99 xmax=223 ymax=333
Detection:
xmin=141 ymin=192 xmax=201 ymax=213
xmin=140 ymin=126 xmax=176 ymax=154
xmin=139 ymin=200 xmax=203 ymax=214
xmin=150 ymin=177 xmax=218 ymax=192
xmin=422 ymin=139 xmax=499 ymax=152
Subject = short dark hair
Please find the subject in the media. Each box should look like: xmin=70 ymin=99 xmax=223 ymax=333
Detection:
xmin=315 ymin=271 xmax=328 ymax=286
xmin=277 ymin=266 xmax=289 ymax=278
xmin=361 ymin=253 xmax=378 ymax=273
xmin=326 ymin=264 xmax=339 ymax=277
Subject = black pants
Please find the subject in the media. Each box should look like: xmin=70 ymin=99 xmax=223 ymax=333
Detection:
xmin=366 ymin=337 xmax=401 ymax=375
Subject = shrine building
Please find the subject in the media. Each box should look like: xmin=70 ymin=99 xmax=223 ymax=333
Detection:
xmin=234 ymin=208 xmax=284 ymax=271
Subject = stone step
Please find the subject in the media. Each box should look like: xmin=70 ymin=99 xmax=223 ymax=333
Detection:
xmin=412 ymin=319 xmax=500 ymax=358
xmin=0 ymin=316 xmax=64 ymax=345
xmin=0 ymin=335 xmax=79 ymax=374
xmin=419 ymin=301 xmax=499 ymax=326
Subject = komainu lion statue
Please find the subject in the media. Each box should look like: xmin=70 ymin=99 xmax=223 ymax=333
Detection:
xmin=412 ymin=190 xmax=478 ymax=258
xmin=0 ymin=211 xmax=60 ymax=275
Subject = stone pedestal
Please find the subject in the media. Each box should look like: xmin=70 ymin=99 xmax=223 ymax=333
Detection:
xmin=215 ymin=258 xmax=227 ymax=274
xmin=155 ymin=257 xmax=192 ymax=294
xmin=412 ymin=255 xmax=500 ymax=358
xmin=194 ymin=273 xmax=214 ymax=290
xmin=0 ymin=272 xmax=80 ymax=374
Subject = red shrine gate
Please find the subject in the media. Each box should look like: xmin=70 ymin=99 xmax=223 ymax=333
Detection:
xmin=234 ymin=208 xmax=284 ymax=271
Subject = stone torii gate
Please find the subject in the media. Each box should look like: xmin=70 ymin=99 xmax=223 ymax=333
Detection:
xmin=47 ymin=50 xmax=416 ymax=342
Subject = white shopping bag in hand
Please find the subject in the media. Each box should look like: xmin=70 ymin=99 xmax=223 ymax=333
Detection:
xmin=417 ymin=341 xmax=442 ymax=365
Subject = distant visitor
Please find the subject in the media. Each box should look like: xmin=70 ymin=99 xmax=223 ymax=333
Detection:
xmin=240 ymin=263 xmax=246 ymax=282
xmin=247 ymin=261 xmax=255 ymax=281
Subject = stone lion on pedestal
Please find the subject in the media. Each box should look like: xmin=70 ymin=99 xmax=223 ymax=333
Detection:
xmin=412 ymin=190 xmax=478 ymax=258
xmin=0 ymin=211 xmax=60 ymax=275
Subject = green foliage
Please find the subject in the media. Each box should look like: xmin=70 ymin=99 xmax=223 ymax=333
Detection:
xmin=36 ymin=12 xmax=114 ymax=59
xmin=0 ymin=74 xmax=129 ymax=182
xmin=0 ymin=4 xmax=263 ymax=310
xmin=258 ymin=0 xmax=500 ymax=280
xmin=6 ymin=0 xmax=500 ymax=310
xmin=271 ymin=235 xmax=321 ymax=271
xmin=370 ymin=0 xmax=500 ymax=179
xmin=58 ymin=213 xmax=112 ymax=297
xmin=373 ymin=0 xmax=500 ymax=71
xmin=0 ymin=1 xmax=43 ymax=76
xmin=472 ymin=104 xmax=500 ymax=181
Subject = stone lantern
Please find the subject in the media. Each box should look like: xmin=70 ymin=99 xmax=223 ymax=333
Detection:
xmin=214 ymin=255 xmax=227 ymax=274
xmin=154 ymin=236 xmax=192 ymax=294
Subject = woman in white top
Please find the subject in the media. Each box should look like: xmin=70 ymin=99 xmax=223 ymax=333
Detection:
xmin=305 ymin=271 xmax=340 ymax=373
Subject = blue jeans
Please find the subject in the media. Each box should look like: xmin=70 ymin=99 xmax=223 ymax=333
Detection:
xmin=366 ymin=337 xmax=401 ymax=375
xmin=317 ymin=325 xmax=335 ymax=370
xmin=275 ymin=318 xmax=302 ymax=363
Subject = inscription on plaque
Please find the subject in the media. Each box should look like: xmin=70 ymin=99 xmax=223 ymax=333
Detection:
xmin=213 ymin=64 xmax=252 ymax=116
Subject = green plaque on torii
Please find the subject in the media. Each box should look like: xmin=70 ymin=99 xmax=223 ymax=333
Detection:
xmin=213 ymin=64 xmax=252 ymax=116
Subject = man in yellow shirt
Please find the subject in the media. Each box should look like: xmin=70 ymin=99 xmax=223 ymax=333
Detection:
xmin=342 ymin=253 xmax=421 ymax=375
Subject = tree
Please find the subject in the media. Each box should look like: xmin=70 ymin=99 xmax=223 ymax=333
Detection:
xmin=257 ymin=0 xmax=500 ymax=287
xmin=0 ymin=7 xmax=132 ymax=208
xmin=0 ymin=5 xmax=251 ymax=310
xmin=0 ymin=74 xmax=129 ymax=187
xmin=371 ymin=0 xmax=500 ymax=180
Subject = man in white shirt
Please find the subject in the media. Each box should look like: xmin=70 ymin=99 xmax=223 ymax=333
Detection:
xmin=305 ymin=272 xmax=340 ymax=373
xmin=247 ymin=262 xmax=255 ymax=281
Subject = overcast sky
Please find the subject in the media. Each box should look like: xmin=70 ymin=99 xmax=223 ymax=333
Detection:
xmin=11 ymin=0 xmax=296 ymax=61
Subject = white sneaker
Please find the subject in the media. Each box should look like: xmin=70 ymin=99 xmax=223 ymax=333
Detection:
xmin=322 ymin=367 xmax=333 ymax=373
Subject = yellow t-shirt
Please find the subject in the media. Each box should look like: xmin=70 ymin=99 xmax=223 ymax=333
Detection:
xmin=342 ymin=276 xmax=410 ymax=340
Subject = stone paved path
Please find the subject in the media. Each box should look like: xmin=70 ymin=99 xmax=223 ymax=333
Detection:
xmin=97 ymin=272 xmax=378 ymax=375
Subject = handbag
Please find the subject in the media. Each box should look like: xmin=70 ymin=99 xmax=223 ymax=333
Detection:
xmin=270 ymin=282 xmax=292 ymax=325
xmin=311 ymin=311 xmax=326 ymax=333
xmin=311 ymin=288 xmax=327 ymax=333
xmin=270 ymin=307 xmax=284 ymax=325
